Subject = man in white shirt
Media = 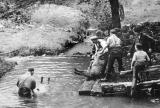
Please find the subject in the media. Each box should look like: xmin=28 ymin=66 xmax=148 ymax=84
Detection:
xmin=101 ymin=28 xmax=124 ymax=80
xmin=17 ymin=68 xmax=36 ymax=98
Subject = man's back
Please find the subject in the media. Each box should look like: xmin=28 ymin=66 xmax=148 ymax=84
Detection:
xmin=133 ymin=50 xmax=150 ymax=62
xmin=17 ymin=74 xmax=36 ymax=90
xmin=106 ymin=34 xmax=121 ymax=48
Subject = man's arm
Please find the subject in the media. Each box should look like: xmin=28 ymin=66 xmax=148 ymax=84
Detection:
xmin=16 ymin=78 xmax=20 ymax=87
xmin=30 ymin=79 xmax=36 ymax=96
xmin=148 ymin=42 xmax=152 ymax=52
xmin=128 ymin=40 xmax=136 ymax=56
xmin=131 ymin=53 xmax=136 ymax=69
xmin=92 ymin=45 xmax=96 ymax=55
xmin=16 ymin=80 xmax=19 ymax=87
xmin=146 ymin=53 xmax=150 ymax=61
xmin=31 ymin=79 xmax=36 ymax=90
xmin=100 ymin=38 xmax=110 ymax=54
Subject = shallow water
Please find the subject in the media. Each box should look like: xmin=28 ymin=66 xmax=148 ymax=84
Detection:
xmin=0 ymin=56 xmax=160 ymax=108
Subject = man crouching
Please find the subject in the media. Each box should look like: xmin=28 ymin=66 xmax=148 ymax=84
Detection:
xmin=17 ymin=68 xmax=36 ymax=98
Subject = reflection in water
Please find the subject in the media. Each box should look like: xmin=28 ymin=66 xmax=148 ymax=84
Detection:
xmin=19 ymin=97 xmax=38 ymax=108
xmin=0 ymin=56 xmax=160 ymax=108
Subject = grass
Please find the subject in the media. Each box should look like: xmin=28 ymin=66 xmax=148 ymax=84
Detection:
xmin=0 ymin=4 xmax=85 ymax=56
xmin=120 ymin=0 xmax=160 ymax=25
xmin=31 ymin=4 xmax=83 ymax=27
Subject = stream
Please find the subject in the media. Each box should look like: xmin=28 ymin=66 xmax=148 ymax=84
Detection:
xmin=0 ymin=56 xmax=160 ymax=108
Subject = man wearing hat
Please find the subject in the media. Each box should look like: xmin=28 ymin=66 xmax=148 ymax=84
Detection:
xmin=101 ymin=28 xmax=124 ymax=80
xmin=74 ymin=31 xmax=109 ymax=79
xmin=17 ymin=68 xmax=36 ymax=98
xmin=90 ymin=35 xmax=100 ymax=55
xmin=90 ymin=30 xmax=105 ymax=55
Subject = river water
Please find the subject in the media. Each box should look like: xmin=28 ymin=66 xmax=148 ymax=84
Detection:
xmin=0 ymin=56 xmax=160 ymax=108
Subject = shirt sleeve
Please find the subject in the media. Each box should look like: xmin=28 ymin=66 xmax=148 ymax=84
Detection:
xmin=105 ymin=37 xmax=110 ymax=47
xmin=145 ymin=52 xmax=150 ymax=61
xmin=129 ymin=40 xmax=136 ymax=54
xmin=132 ymin=52 xmax=137 ymax=63
xmin=92 ymin=45 xmax=96 ymax=55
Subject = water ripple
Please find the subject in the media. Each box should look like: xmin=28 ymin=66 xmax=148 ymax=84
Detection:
xmin=0 ymin=56 xmax=159 ymax=108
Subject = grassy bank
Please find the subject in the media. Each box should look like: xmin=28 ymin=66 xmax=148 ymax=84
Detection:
xmin=0 ymin=4 xmax=87 ymax=56
xmin=0 ymin=57 xmax=17 ymax=78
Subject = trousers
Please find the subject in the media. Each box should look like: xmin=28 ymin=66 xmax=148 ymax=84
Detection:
xmin=132 ymin=61 xmax=146 ymax=89
xmin=18 ymin=87 xmax=32 ymax=98
xmin=106 ymin=47 xmax=123 ymax=79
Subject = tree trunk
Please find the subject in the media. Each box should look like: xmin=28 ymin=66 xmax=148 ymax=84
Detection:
xmin=109 ymin=0 xmax=121 ymax=28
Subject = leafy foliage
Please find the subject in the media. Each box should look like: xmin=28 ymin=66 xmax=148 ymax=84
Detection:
xmin=76 ymin=0 xmax=112 ymax=30
xmin=89 ymin=0 xmax=112 ymax=30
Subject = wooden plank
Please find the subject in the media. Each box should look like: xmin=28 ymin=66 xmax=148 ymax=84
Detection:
xmin=91 ymin=80 xmax=103 ymax=96
xmin=78 ymin=80 xmax=96 ymax=95
xmin=100 ymin=79 xmax=160 ymax=95
xmin=120 ymin=66 xmax=160 ymax=75
xmin=101 ymin=82 xmax=131 ymax=95
xmin=137 ymin=79 xmax=160 ymax=89
xmin=149 ymin=65 xmax=160 ymax=68
xmin=120 ymin=70 xmax=132 ymax=75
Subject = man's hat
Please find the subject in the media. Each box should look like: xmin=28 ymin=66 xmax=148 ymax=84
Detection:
xmin=87 ymin=27 xmax=97 ymax=32
xmin=110 ymin=28 xmax=120 ymax=34
xmin=135 ymin=43 xmax=142 ymax=47
xmin=28 ymin=68 xmax=34 ymax=72
xmin=96 ymin=30 xmax=103 ymax=38
xmin=89 ymin=36 xmax=99 ymax=40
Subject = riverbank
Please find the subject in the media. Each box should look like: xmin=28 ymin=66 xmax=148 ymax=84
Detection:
xmin=0 ymin=57 xmax=17 ymax=78
xmin=0 ymin=3 xmax=87 ymax=57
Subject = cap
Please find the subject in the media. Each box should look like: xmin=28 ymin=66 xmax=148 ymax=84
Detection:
xmin=135 ymin=43 xmax=142 ymax=46
xmin=110 ymin=28 xmax=120 ymax=34
xmin=110 ymin=29 xmax=117 ymax=34
xmin=87 ymin=27 xmax=97 ymax=31
xmin=96 ymin=30 xmax=103 ymax=38
xmin=89 ymin=36 xmax=99 ymax=40
xmin=28 ymin=68 xmax=34 ymax=72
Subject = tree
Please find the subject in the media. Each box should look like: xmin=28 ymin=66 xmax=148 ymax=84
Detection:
xmin=89 ymin=0 xmax=112 ymax=31
xmin=109 ymin=0 xmax=121 ymax=28
xmin=88 ymin=0 xmax=123 ymax=30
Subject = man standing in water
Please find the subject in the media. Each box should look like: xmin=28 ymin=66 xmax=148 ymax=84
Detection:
xmin=101 ymin=28 xmax=124 ymax=80
xmin=17 ymin=68 xmax=36 ymax=98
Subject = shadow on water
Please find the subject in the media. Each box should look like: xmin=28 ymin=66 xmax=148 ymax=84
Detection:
xmin=18 ymin=97 xmax=38 ymax=108
xmin=0 ymin=56 xmax=160 ymax=108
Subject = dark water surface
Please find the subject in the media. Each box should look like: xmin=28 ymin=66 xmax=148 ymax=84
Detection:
xmin=0 ymin=56 xmax=160 ymax=108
